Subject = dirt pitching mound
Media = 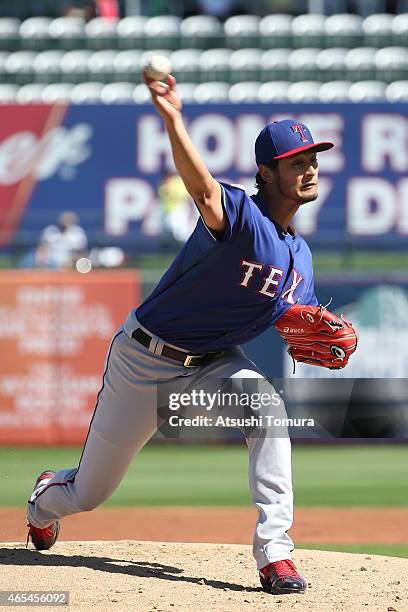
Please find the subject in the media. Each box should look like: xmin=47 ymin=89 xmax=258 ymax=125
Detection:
xmin=0 ymin=541 xmax=406 ymax=611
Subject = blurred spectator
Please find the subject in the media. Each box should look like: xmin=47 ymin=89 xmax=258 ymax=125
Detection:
xmin=0 ymin=0 xmax=403 ymax=19
xmin=94 ymin=0 xmax=119 ymax=19
xmin=89 ymin=246 xmax=125 ymax=267
xmin=263 ymin=0 xmax=308 ymax=15
xmin=139 ymin=0 xmax=185 ymax=17
xmin=36 ymin=211 xmax=88 ymax=269
xmin=63 ymin=5 xmax=90 ymax=18
xmin=309 ymin=0 xmax=396 ymax=14
xmin=197 ymin=0 xmax=236 ymax=19
xmin=158 ymin=173 xmax=199 ymax=244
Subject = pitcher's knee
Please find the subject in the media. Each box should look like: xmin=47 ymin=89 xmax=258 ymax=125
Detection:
xmin=78 ymin=500 xmax=99 ymax=512
xmin=77 ymin=491 xmax=107 ymax=512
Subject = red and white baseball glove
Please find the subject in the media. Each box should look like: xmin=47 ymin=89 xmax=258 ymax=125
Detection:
xmin=274 ymin=304 xmax=358 ymax=370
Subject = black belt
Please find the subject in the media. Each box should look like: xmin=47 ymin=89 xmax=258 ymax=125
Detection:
xmin=132 ymin=328 xmax=222 ymax=367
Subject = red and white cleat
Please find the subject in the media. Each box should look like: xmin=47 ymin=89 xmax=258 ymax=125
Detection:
xmin=259 ymin=559 xmax=307 ymax=595
xmin=26 ymin=470 xmax=60 ymax=551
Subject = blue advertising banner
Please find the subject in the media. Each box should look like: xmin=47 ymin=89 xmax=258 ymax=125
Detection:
xmin=0 ymin=103 xmax=407 ymax=250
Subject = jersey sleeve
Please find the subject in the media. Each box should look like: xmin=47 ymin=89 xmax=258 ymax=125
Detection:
xmin=297 ymin=238 xmax=318 ymax=306
xmin=195 ymin=181 xmax=253 ymax=244
xmin=306 ymin=277 xmax=319 ymax=306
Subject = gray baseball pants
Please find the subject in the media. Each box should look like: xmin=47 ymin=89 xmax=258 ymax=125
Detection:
xmin=27 ymin=310 xmax=295 ymax=569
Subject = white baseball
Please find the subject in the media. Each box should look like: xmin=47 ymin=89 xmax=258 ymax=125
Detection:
xmin=143 ymin=55 xmax=171 ymax=81
xmin=76 ymin=257 xmax=92 ymax=274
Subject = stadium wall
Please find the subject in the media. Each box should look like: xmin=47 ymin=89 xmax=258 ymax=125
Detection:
xmin=0 ymin=103 xmax=406 ymax=252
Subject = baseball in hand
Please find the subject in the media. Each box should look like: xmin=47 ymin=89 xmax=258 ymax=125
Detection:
xmin=143 ymin=55 xmax=172 ymax=81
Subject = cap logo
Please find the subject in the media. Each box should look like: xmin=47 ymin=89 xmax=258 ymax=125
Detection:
xmin=291 ymin=124 xmax=309 ymax=143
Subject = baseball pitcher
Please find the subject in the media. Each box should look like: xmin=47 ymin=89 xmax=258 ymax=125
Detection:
xmin=26 ymin=73 xmax=357 ymax=596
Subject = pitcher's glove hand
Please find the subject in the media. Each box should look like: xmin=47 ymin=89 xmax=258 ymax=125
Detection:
xmin=274 ymin=304 xmax=358 ymax=370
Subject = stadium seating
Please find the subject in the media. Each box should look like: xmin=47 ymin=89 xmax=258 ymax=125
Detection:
xmin=375 ymin=47 xmax=408 ymax=82
xmin=344 ymin=47 xmax=377 ymax=81
xmin=0 ymin=13 xmax=407 ymax=55
xmin=392 ymin=13 xmax=408 ymax=46
xmin=194 ymin=81 xmax=230 ymax=103
xmin=60 ymin=50 xmax=92 ymax=84
xmin=41 ymin=82 xmax=74 ymax=103
xmin=258 ymin=81 xmax=291 ymax=102
xmin=229 ymin=81 xmax=262 ymax=103
xmin=33 ymin=50 xmax=64 ymax=83
xmin=180 ymin=15 xmax=223 ymax=50
xmin=16 ymin=83 xmax=45 ymax=103
xmin=1 ymin=77 xmax=404 ymax=105
xmin=175 ymin=82 xmax=196 ymax=103
xmin=288 ymin=81 xmax=322 ymax=102
xmin=318 ymin=80 xmax=352 ymax=102
xmin=324 ymin=14 xmax=363 ymax=48
xmin=199 ymin=48 xmax=232 ymax=82
xmin=70 ymin=81 xmax=104 ymax=103
xmin=362 ymin=13 xmax=394 ymax=47
xmin=229 ymin=48 xmax=262 ymax=83
xmin=117 ymin=16 xmax=146 ymax=50
xmin=114 ymin=50 xmax=142 ymax=83
xmin=48 ymin=17 xmax=86 ymax=51
xmin=170 ymin=49 xmax=201 ymax=83
xmin=259 ymin=14 xmax=293 ymax=49
xmin=19 ymin=17 xmax=51 ymax=51
xmin=133 ymin=83 xmax=151 ymax=103
xmin=100 ymin=81 xmax=135 ymax=103
xmin=144 ymin=16 xmax=181 ymax=50
xmin=0 ymin=13 xmax=406 ymax=102
xmin=5 ymin=51 xmax=36 ymax=85
xmin=260 ymin=49 xmax=291 ymax=81
xmin=88 ymin=50 xmax=117 ymax=83
xmin=348 ymin=80 xmax=387 ymax=101
xmin=0 ymin=83 xmax=18 ymax=102
xmin=0 ymin=50 xmax=9 ymax=81
xmin=224 ymin=15 xmax=261 ymax=49
xmin=289 ymin=48 xmax=321 ymax=81
xmin=0 ymin=18 xmax=20 ymax=51
xmin=316 ymin=48 xmax=348 ymax=81
xmin=85 ymin=17 xmax=118 ymax=50
xmin=386 ymin=79 xmax=408 ymax=101
xmin=292 ymin=14 xmax=326 ymax=48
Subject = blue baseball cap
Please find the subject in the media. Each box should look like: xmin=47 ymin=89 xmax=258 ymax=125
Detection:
xmin=255 ymin=119 xmax=334 ymax=165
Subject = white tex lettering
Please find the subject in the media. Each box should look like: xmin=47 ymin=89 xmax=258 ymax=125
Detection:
xmin=240 ymin=260 xmax=263 ymax=287
xmin=281 ymin=270 xmax=304 ymax=304
xmin=259 ymin=267 xmax=284 ymax=297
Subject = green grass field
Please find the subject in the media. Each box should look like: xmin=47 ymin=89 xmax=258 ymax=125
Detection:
xmin=301 ymin=544 xmax=408 ymax=558
xmin=1 ymin=443 xmax=406 ymax=508
xmin=2 ymin=443 xmax=407 ymax=558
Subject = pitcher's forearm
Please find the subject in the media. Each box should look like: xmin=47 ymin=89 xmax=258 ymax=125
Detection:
xmin=165 ymin=116 xmax=218 ymax=201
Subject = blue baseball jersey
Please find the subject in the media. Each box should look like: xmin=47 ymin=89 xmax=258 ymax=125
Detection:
xmin=136 ymin=182 xmax=318 ymax=352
